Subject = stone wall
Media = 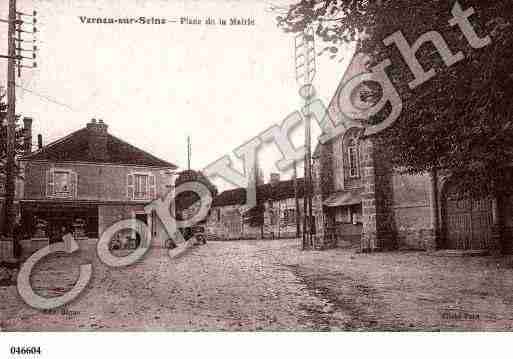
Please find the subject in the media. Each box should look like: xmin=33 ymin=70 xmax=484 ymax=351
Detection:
xmin=392 ymin=172 xmax=436 ymax=250
xmin=361 ymin=138 xmax=397 ymax=251
xmin=312 ymin=134 xmax=441 ymax=252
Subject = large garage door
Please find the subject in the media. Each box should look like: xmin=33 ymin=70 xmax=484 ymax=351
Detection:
xmin=445 ymin=186 xmax=493 ymax=250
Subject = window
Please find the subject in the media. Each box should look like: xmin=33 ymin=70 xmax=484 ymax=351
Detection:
xmin=283 ymin=208 xmax=296 ymax=225
xmin=334 ymin=205 xmax=362 ymax=224
xmin=46 ymin=168 xmax=77 ymax=198
xmin=54 ymin=171 xmax=71 ymax=195
xmin=347 ymin=138 xmax=359 ymax=178
xmin=334 ymin=207 xmax=349 ymax=223
xmin=127 ymin=172 xmax=156 ymax=201
xmin=134 ymin=174 xmax=148 ymax=200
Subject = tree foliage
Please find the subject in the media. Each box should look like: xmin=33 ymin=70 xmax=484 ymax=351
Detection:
xmin=242 ymin=163 xmax=265 ymax=227
xmin=174 ymin=169 xmax=218 ymax=222
xmin=0 ymin=94 xmax=25 ymax=179
xmin=277 ymin=0 xmax=513 ymax=197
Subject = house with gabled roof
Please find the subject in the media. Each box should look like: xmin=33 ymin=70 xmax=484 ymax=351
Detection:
xmin=205 ymin=174 xmax=306 ymax=240
xmin=19 ymin=119 xmax=177 ymax=247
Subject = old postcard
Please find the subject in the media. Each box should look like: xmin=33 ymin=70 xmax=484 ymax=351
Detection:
xmin=0 ymin=0 xmax=512 ymax=356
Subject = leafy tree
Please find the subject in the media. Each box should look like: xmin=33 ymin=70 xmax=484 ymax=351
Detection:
xmin=174 ymin=169 xmax=218 ymax=223
xmin=242 ymin=161 xmax=265 ymax=236
xmin=0 ymin=90 xmax=27 ymax=237
xmin=277 ymin=1 xmax=513 ymax=197
xmin=0 ymin=92 xmax=25 ymax=178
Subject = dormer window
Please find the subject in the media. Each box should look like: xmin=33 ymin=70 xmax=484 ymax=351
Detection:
xmin=347 ymin=138 xmax=360 ymax=178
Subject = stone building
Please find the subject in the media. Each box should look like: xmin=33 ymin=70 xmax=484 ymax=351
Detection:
xmin=312 ymin=129 xmax=437 ymax=252
xmin=205 ymin=175 xmax=305 ymax=240
xmin=311 ymin=54 xmax=513 ymax=254
xmin=19 ymin=119 xmax=177 ymax=248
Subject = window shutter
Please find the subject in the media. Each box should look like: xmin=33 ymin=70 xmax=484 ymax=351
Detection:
xmin=46 ymin=168 xmax=54 ymax=197
xmin=127 ymin=173 xmax=134 ymax=200
xmin=149 ymin=174 xmax=156 ymax=200
xmin=70 ymin=171 xmax=78 ymax=198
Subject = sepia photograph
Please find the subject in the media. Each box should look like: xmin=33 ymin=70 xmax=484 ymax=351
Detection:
xmin=0 ymin=0 xmax=512 ymax=357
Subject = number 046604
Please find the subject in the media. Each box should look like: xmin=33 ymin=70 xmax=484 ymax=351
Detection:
xmin=10 ymin=347 xmax=41 ymax=355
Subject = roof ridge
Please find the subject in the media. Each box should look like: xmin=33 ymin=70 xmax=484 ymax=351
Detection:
xmin=322 ymin=52 xmax=369 ymax=142
xmin=217 ymin=177 xmax=305 ymax=193
xmin=108 ymin=133 xmax=175 ymax=168
xmin=21 ymin=123 xmax=177 ymax=168
xmin=21 ymin=128 xmax=86 ymax=160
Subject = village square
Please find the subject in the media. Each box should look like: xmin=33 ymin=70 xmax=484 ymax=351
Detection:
xmin=0 ymin=0 xmax=512 ymax=333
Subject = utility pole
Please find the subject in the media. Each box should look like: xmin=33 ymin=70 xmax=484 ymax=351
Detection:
xmin=1 ymin=0 xmax=37 ymax=260
xmin=293 ymin=161 xmax=301 ymax=239
xmin=295 ymin=27 xmax=316 ymax=250
xmin=3 ymin=0 xmax=18 ymax=246
xmin=187 ymin=135 xmax=191 ymax=170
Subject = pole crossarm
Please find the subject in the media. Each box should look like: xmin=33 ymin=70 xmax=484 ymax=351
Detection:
xmin=14 ymin=38 xmax=36 ymax=43
xmin=294 ymin=27 xmax=316 ymax=86
xmin=17 ymin=64 xmax=36 ymax=69
xmin=16 ymin=46 xmax=37 ymax=52
xmin=16 ymin=10 xmax=37 ymax=17
xmin=0 ymin=18 xmax=17 ymax=24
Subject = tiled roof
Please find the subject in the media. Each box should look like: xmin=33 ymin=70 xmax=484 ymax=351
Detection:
xmin=212 ymin=178 xmax=306 ymax=207
xmin=21 ymin=127 xmax=176 ymax=168
xmin=212 ymin=187 xmax=247 ymax=207
xmin=323 ymin=189 xmax=362 ymax=207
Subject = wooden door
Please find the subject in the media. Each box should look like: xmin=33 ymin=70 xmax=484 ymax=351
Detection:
xmin=445 ymin=186 xmax=493 ymax=250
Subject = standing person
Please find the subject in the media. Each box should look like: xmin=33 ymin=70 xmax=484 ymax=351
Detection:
xmin=62 ymin=226 xmax=74 ymax=252
xmin=13 ymin=217 xmax=22 ymax=258
xmin=49 ymin=226 xmax=61 ymax=244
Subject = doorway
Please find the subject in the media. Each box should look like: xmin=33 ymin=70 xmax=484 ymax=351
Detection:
xmin=444 ymin=183 xmax=493 ymax=250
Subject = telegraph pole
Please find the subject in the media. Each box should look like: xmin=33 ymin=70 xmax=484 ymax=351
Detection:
xmin=3 ymin=0 xmax=18 ymax=244
xmin=187 ymin=135 xmax=191 ymax=170
xmin=293 ymin=161 xmax=301 ymax=239
xmin=1 ymin=0 xmax=37 ymax=260
xmin=294 ymin=27 xmax=316 ymax=250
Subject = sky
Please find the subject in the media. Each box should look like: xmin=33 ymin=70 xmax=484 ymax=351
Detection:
xmin=0 ymin=0 xmax=354 ymax=191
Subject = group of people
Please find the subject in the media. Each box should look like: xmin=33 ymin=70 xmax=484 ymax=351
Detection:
xmin=11 ymin=222 xmax=74 ymax=258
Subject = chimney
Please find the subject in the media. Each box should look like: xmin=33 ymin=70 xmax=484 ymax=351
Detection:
xmin=22 ymin=117 xmax=33 ymax=155
xmin=269 ymin=173 xmax=280 ymax=186
xmin=86 ymin=118 xmax=108 ymax=161
xmin=37 ymin=134 xmax=43 ymax=150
